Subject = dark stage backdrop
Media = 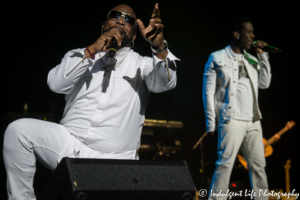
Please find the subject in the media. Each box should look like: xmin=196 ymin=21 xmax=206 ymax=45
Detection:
xmin=1 ymin=0 xmax=299 ymax=197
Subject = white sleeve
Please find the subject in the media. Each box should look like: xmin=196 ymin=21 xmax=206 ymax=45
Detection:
xmin=257 ymin=52 xmax=271 ymax=89
xmin=47 ymin=48 xmax=94 ymax=94
xmin=202 ymin=54 xmax=217 ymax=132
xmin=142 ymin=49 xmax=180 ymax=93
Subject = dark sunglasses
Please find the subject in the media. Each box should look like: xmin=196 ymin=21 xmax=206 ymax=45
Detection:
xmin=107 ymin=10 xmax=136 ymax=27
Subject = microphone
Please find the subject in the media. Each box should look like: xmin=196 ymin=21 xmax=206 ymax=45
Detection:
xmin=252 ymin=41 xmax=282 ymax=53
xmin=109 ymin=39 xmax=117 ymax=58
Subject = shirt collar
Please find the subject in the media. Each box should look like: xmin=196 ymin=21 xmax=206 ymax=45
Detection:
xmin=97 ymin=47 xmax=131 ymax=71
xmin=99 ymin=47 xmax=131 ymax=60
xmin=115 ymin=47 xmax=131 ymax=57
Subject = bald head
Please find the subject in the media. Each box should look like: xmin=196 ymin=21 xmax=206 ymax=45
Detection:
xmin=101 ymin=4 xmax=137 ymax=49
xmin=110 ymin=4 xmax=136 ymax=19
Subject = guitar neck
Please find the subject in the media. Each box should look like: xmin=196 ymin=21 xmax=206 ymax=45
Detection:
xmin=286 ymin=169 xmax=290 ymax=192
xmin=284 ymin=160 xmax=291 ymax=193
xmin=264 ymin=127 xmax=288 ymax=148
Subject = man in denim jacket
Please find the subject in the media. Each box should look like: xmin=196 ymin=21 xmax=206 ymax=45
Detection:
xmin=203 ymin=17 xmax=271 ymax=200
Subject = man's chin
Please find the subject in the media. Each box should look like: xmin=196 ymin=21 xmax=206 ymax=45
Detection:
xmin=117 ymin=43 xmax=131 ymax=50
xmin=118 ymin=40 xmax=132 ymax=49
xmin=244 ymin=45 xmax=251 ymax=51
xmin=106 ymin=42 xmax=129 ymax=51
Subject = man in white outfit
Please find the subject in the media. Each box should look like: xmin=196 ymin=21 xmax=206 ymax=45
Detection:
xmin=202 ymin=17 xmax=271 ymax=200
xmin=3 ymin=3 xmax=179 ymax=200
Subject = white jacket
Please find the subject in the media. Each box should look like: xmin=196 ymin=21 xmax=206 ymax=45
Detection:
xmin=202 ymin=45 xmax=271 ymax=132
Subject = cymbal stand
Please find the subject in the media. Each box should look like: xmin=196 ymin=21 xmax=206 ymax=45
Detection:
xmin=152 ymin=128 xmax=167 ymax=160
xmin=193 ymin=132 xmax=208 ymax=189
xmin=151 ymin=142 xmax=162 ymax=160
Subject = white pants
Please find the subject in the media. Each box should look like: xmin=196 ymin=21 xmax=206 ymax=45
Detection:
xmin=208 ymin=119 xmax=268 ymax=200
xmin=3 ymin=118 xmax=96 ymax=200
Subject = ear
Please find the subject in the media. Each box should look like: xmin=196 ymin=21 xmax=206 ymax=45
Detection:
xmin=102 ymin=21 xmax=106 ymax=29
xmin=132 ymin=32 xmax=136 ymax=41
xmin=233 ymin=31 xmax=240 ymax=39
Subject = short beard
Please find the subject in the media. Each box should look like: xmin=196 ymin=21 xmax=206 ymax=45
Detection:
xmin=103 ymin=27 xmax=134 ymax=49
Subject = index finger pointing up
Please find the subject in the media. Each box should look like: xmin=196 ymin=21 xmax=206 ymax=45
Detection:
xmin=151 ymin=3 xmax=161 ymax=19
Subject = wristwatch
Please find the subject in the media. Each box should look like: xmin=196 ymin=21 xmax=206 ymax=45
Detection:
xmin=151 ymin=40 xmax=168 ymax=54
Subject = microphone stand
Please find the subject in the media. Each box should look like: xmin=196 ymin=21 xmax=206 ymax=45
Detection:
xmin=193 ymin=132 xmax=208 ymax=189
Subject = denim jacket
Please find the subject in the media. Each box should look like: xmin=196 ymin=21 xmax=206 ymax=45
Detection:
xmin=202 ymin=45 xmax=271 ymax=132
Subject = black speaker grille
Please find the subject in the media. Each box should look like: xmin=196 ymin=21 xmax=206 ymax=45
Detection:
xmin=38 ymin=158 xmax=195 ymax=200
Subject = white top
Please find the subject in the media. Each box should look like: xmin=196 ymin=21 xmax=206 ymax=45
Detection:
xmin=231 ymin=50 xmax=254 ymax=121
xmin=48 ymin=47 xmax=179 ymax=159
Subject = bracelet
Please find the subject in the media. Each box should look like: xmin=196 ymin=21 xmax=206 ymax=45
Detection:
xmin=86 ymin=46 xmax=95 ymax=59
xmin=151 ymin=40 xmax=168 ymax=54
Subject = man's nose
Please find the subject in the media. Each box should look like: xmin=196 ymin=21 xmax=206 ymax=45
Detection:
xmin=116 ymin=16 xmax=125 ymax=26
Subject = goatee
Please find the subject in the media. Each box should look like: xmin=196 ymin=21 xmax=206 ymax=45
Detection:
xmin=103 ymin=27 xmax=133 ymax=49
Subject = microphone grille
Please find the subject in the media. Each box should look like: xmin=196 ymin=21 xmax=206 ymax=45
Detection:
xmin=251 ymin=41 xmax=257 ymax=47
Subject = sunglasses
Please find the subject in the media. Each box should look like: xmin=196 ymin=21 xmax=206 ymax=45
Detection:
xmin=107 ymin=10 xmax=136 ymax=28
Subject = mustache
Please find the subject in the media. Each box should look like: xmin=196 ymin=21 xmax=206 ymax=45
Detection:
xmin=103 ymin=27 xmax=132 ymax=48
xmin=103 ymin=26 xmax=127 ymax=37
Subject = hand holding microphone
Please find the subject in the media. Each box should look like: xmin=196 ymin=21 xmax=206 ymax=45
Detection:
xmin=85 ymin=28 xmax=123 ymax=58
xmin=109 ymin=39 xmax=117 ymax=58
xmin=252 ymin=40 xmax=282 ymax=53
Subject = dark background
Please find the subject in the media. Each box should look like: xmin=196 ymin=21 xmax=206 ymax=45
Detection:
xmin=1 ymin=0 xmax=299 ymax=197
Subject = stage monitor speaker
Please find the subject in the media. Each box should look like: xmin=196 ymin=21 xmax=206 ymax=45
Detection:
xmin=37 ymin=158 xmax=195 ymax=200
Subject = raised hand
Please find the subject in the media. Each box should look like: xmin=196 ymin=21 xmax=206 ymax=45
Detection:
xmin=255 ymin=40 xmax=268 ymax=53
xmin=137 ymin=3 xmax=164 ymax=49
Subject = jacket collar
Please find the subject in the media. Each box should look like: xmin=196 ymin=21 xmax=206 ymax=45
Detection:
xmin=224 ymin=45 xmax=258 ymax=64
xmin=225 ymin=45 xmax=235 ymax=59
xmin=225 ymin=45 xmax=245 ymax=60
